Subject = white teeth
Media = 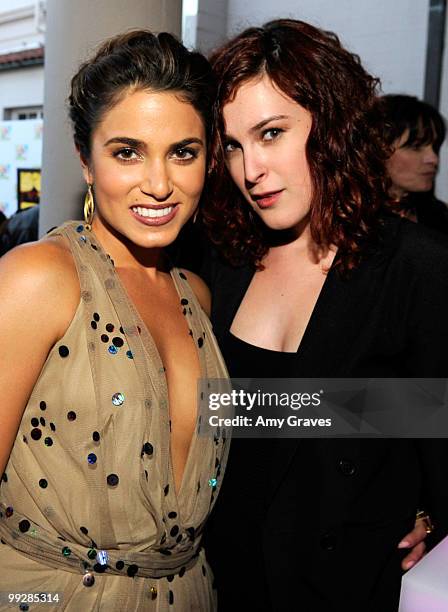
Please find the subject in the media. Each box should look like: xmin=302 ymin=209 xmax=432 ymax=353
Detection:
xmin=132 ymin=206 xmax=173 ymax=218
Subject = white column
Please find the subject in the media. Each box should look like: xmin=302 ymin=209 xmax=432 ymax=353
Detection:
xmin=196 ymin=0 xmax=228 ymax=54
xmin=39 ymin=0 xmax=182 ymax=235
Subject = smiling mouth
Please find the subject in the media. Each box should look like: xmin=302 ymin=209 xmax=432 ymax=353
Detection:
xmin=130 ymin=204 xmax=179 ymax=226
xmin=131 ymin=205 xmax=176 ymax=218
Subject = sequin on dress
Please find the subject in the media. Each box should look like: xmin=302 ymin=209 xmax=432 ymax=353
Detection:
xmin=0 ymin=221 xmax=229 ymax=611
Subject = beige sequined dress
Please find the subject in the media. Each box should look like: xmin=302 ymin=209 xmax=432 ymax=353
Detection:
xmin=0 ymin=221 xmax=229 ymax=611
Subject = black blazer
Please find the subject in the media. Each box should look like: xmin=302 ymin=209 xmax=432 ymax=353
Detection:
xmin=200 ymin=217 xmax=448 ymax=612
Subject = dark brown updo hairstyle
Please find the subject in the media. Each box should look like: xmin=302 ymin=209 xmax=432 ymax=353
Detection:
xmin=69 ymin=30 xmax=216 ymax=162
xmin=204 ymin=19 xmax=390 ymax=271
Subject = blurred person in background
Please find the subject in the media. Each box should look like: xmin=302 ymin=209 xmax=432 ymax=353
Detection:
xmin=380 ymin=94 xmax=448 ymax=233
xmin=0 ymin=205 xmax=39 ymax=257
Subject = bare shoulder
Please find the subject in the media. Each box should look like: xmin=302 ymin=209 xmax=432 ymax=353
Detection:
xmin=0 ymin=237 xmax=80 ymax=474
xmin=179 ymin=268 xmax=211 ymax=317
xmin=0 ymin=236 xmax=78 ymax=294
xmin=0 ymin=236 xmax=80 ymax=339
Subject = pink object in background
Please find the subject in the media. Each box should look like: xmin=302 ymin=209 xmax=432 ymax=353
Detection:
xmin=399 ymin=535 xmax=448 ymax=611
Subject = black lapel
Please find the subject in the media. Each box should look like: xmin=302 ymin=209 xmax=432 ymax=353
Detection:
xmin=263 ymin=221 xmax=401 ymax=507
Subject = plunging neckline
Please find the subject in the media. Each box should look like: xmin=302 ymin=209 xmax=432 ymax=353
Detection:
xmin=88 ymin=227 xmax=204 ymax=509
xmin=230 ymin=254 xmax=338 ymax=355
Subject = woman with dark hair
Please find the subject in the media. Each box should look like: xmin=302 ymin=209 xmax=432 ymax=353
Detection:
xmin=379 ymin=94 xmax=448 ymax=233
xmin=201 ymin=19 xmax=448 ymax=612
xmin=0 ymin=30 xmax=227 ymax=610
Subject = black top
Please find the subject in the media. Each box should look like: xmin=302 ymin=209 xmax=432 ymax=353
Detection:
xmin=220 ymin=331 xmax=298 ymax=378
xmin=201 ymin=216 xmax=448 ymax=612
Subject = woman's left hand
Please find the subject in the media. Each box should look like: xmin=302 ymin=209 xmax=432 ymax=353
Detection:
xmin=398 ymin=520 xmax=428 ymax=570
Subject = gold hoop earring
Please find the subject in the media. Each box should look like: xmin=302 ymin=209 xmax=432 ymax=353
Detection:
xmin=84 ymin=184 xmax=94 ymax=230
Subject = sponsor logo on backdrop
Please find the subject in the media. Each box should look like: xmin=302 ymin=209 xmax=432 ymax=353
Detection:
xmin=16 ymin=145 xmax=29 ymax=161
xmin=0 ymin=126 xmax=12 ymax=140
xmin=0 ymin=165 xmax=11 ymax=179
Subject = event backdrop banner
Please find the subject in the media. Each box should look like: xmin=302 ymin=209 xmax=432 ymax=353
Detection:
xmin=0 ymin=120 xmax=43 ymax=218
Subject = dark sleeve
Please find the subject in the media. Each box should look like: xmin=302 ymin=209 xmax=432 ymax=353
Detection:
xmin=0 ymin=219 xmax=11 ymax=257
xmin=6 ymin=207 xmax=39 ymax=247
xmin=403 ymin=234 xmax=448 ymax=375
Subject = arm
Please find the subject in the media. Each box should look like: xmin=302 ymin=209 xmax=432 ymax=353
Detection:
xmin=0 ymin=240 xmax=79 ymax=475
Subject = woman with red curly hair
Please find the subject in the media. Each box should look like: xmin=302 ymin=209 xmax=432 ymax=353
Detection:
xmin=200 ymin=19 xmax=448 ymax=612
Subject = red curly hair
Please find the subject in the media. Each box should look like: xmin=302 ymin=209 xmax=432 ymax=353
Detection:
xmin=202 ymin=19 xmax=390 ymax=270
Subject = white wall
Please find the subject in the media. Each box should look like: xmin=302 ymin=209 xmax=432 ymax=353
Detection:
xmin=0 ymin=0 xmax=36 ymax=10
xmin=0 ymin=65 xmax=44 ymax=118
xmin=195 ymin=0 xmax=227 ymax=54
xmin=227 ymin=0 xmax=429 ymax=97
xmin=0 ymin=1 xmax=45 ymax=122
xmin=182 ymin=0 xmax=198 ymax=48
xmin=0 ymin=1 xmax=45 ymax=52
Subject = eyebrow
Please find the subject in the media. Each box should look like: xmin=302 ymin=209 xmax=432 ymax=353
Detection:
xmin=224 ymin=114 xmax=290 ymax=140
xmin=103 ymin=136 xmax=204 ymax=148
xmin=249 ymin=114 xmax=290 ymax=133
